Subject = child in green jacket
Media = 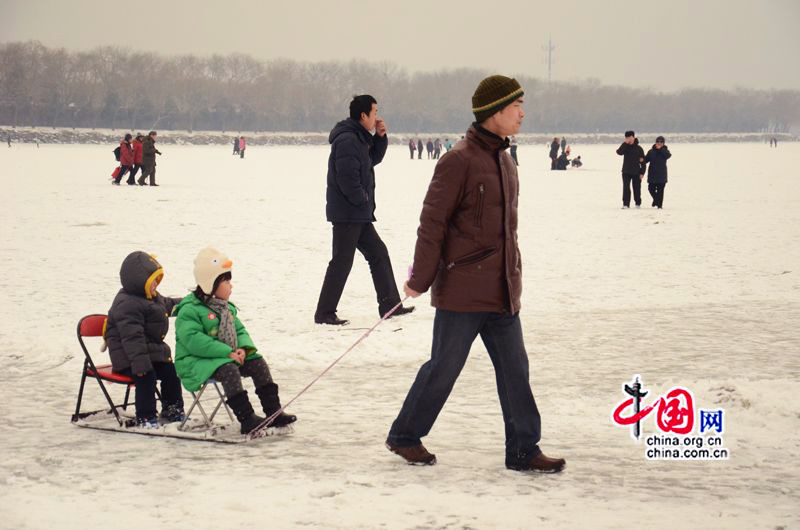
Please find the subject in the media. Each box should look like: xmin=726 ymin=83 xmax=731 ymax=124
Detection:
xmin=174 ymin=247 xmax=296 ymax=434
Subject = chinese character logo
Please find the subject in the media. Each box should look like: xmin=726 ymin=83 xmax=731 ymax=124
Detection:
xmin=612 ymin=375 xmax=697 ymax=438
xmin=700 ymin=409 xmax=724 ymax=434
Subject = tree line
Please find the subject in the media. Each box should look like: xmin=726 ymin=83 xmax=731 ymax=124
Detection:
xmin=1 ymin=41 xmax=797 ymax=134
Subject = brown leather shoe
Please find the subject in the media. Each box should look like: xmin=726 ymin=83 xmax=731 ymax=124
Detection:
xmin=386 ymin=442 xmax=436 ymax=465
xmin=508 ymin=453 xmax=566 ymax=473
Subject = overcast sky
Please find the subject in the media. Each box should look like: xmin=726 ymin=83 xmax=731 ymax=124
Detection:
xmin=2 ymin=0 xmax=798 ymax=92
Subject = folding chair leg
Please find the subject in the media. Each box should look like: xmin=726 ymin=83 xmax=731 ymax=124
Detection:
xmin=122 ymin=386 xmax=131 ymax=410
xmin=179 ymin=384 xmax=212 ymax=431
xmin=72 ymin=370 xmax=89 ymax=422
xmin=92 ymin=376 xmax=124 ymax=426
xmin=208 ymin=381 xmax=233 ymax=423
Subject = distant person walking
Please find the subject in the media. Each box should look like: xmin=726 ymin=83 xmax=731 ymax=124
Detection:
xmin=645 ymin=135 xmax=671 ymax=209
xmin=6 ymin=132 xmax=10 ymax=147
xmin=314 ymin=94 xmax=414 ymax=326
xmin=772 ymin=137 xmax=778 ymax=148
xmin=426 ymin=139 xmax=434 ymax=159
xmin=510 ymin=135 xmax=519 ymax=165
xmin=616 ymin=130 xmax=645 ymax=208
xmin=408 ymin=138 xmax=416 ymax=159
xmin=560 ymin=136 xmax=567 ymax=154
xmin=138 ymin=131 xmax=162 ymax=186
xmin=417 ymin=139 xmax=423 ymax=159
xmin=239 ymin=136 xmax=246 ymax=158
xmin=549 ymin=137 xmax=559 ymax=170
xmin=129 ymin=134 xmax=144 ymax=184
xmin=444 ymin=138 xmax=453 ymax=152
xmin=113 ymin=133 xmax=135 ymax=186
xmin=433 ymin=138 xmax=441 ymax=159
xmin=233 ymin=136 xmax=240 ymax=155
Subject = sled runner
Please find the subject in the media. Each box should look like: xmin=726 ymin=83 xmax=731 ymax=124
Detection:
xmin=73 ymin=408 xmax=292 ymax=443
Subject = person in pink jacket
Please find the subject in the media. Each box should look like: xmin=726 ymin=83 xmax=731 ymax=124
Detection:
xmin=239 ymin=136 xmax=246 ymax=159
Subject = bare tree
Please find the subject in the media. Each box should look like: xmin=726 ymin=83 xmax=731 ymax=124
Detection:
xmin=0 ymin=41 xmax=797 ymax=135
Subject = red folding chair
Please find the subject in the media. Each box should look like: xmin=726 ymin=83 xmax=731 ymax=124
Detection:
xmin=71 ymin=314 xmax=159 ymax=426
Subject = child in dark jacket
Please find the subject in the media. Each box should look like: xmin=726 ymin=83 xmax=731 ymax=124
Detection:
xmin=174 ymin=247 xmax=297 ymax=434
xmin=105 ymin=251 xmax=184 ymax=427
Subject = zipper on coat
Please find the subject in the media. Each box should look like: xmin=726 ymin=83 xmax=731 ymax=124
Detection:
xmin=474 ymin=183 xmax=485 ymax=228
xmin=446 ymin=246 xmax=497 ymax=270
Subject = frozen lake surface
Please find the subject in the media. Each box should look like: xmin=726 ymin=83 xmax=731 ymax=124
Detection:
xmin=1 ymin=141 xmax=798 ymax=529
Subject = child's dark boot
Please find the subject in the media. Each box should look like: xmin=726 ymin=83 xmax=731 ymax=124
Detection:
xmin=255 ymin=382 xmax=297 ymax=427
xmin=226 ymin=390 xmax=265 ymax=434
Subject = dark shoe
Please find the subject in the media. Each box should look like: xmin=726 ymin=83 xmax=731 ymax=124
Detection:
xmin=134 ymin=415 xmax=159 ymax=429
xmin=111 ymin=180 xmax=121 ymax=186
xmin=314 ymin=313 xmax=349 ymax=325
xmin=226 ymin=390 xmax=266 ymax=434
xmin=126 ymin=181 xmax=136 ymax=186
xmin=381 ymin=305 xmax=415 ymax=319
xmin=506 ymin=452 xmax=566 ymax=473
xmin=138 ymin=180 xmax=147 ymax=186
xmin=239 ymin=412 xmax=265 ymax=434
xmin=159 ymin=403 xmax=186 ymax=423
xmin=255 ymin=383 xmax=297 ymax=427
xmin=386 ymin=442 xmax=436 ymax=465
xmin=150 ymin=183 xmax=159 ymax=187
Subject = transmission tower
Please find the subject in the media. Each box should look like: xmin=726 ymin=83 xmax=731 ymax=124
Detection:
xmin=542 ymin=35 xmax=555 ymax=83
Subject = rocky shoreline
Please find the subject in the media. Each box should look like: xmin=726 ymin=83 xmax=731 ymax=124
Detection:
xmin=0 ymin=126 xmax=795 ymax=146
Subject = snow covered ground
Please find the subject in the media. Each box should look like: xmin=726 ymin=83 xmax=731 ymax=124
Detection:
xmin=1 ymin=140 xmax=798 ymax=529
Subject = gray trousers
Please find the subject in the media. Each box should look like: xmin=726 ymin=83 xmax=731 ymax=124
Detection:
xmin=212 ymin=357 xmax=272 ymax=397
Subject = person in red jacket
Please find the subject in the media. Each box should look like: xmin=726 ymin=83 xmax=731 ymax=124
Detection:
xmin=129 ymin=134 xmax=144 ymax=184
xmin=239 ymin=136 xmax=246 ymax=159
xmin=113 ymin=133 xmax=135 ymax=185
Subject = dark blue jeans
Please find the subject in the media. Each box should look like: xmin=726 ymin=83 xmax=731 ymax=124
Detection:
xmin=387 ymin=309 xmax=542 ymax=464
xmin=120 ymin=361 xmax=183 ymax=420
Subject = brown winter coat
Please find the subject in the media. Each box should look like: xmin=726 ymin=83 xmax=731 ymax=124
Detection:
xmin=407 ymin=124 xmax=522 ymax=314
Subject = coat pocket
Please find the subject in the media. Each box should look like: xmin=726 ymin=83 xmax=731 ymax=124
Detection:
xmin=474 ymin=183 xmax=485 ymax=228
xmin=446 ymin=246 xmax=497 ymax=270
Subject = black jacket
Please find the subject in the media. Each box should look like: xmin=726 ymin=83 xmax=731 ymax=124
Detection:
xmin=645 ymin=145 xmax=671 ymax=183
xmin=106 ymin=251 xmax=181 ymax=374
xmin=616 ymin=139 xmax=645 ymax=175
xmin=549 ymin=141 xmax=559 ymax=158
xmin=555 ymin=152 xmax=569 ymax=170
xmin=325 ymin=118 xmax=388 ymax=223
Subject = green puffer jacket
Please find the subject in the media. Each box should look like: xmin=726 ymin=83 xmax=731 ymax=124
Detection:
xmin=174 ymin=293 xmax=261 ymax=392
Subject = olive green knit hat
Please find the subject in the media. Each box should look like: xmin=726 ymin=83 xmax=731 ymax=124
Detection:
xmin=472 ymin=75 xmax=524 ymax=123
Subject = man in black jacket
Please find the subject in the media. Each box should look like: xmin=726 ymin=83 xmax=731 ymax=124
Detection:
xmin=645 ymin=135 xmax=672 ymax=208
xmin=314 ymin=95 xmax=414 ymax=325
xmin=549 ymin=137 xmax=559 ymax=169
xmin=616 ymin=130 xmax=646 ymax=208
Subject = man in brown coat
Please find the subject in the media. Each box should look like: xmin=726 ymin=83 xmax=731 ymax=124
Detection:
xmin=386 ymin=75 xmax=565 ymax=473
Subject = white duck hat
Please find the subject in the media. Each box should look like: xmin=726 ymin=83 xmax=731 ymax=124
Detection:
xmin=193 ymin=246 xmax=233 ymax=294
